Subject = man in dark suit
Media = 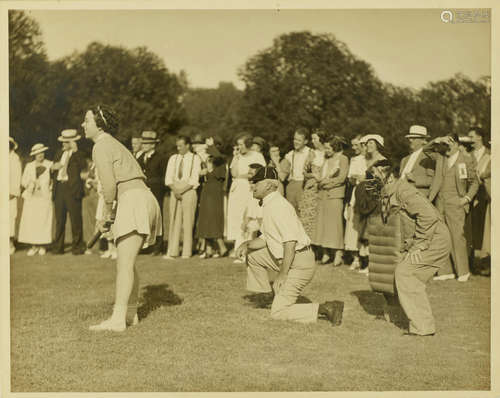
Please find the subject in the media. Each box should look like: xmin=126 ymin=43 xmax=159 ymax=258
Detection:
xmin=51 ymin=129 xmax=88 ymax=255
xmin=137 ymin=131 xmax=167 ymax=255
xmin=400 ymin=125 xmax=437 ymax=200
xmin=468 ymin=127 xmax=491 ymax=257
xmin=425 ymin=134 xmax=479 ymax=282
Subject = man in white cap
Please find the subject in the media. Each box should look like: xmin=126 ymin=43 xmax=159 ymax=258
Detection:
xmin=400 ymin=125 xmax=437 ymax=199
xmin=9 ymin=137 xmax=22 ymax=255
xmin=137 ymin=131 xmax=167 ymax=255
xmin=51 ymin=129 xmax=88 ymax=255
xmin=236 ymin=166 xmax=344 ymax=325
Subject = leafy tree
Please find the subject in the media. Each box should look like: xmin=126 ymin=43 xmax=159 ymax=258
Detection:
xmin=9 ymin=10 xmax=51 ymax=156
xmin=238 ymin=31 xmax=386 ymax=151
xmin=183 ymin=82 xmax=244 ymax=153
xmin=60 ymin=42 xmax=188 ymax=150
xmin=417 ymin=73 xmax=491 ymax=140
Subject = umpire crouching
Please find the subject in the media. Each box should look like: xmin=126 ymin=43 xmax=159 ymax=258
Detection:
xmin=236 ymin=166 xmax=344 ymax=325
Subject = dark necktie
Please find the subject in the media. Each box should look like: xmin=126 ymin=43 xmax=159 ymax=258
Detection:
xmin=177 ymin=155 xmax=184 ymax=180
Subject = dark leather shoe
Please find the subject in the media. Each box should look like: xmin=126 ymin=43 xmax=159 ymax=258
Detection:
xmin=403 ymin=332 xmax=435 ymax=337
xmin=322 ymin=300 xmax=344 ymax=326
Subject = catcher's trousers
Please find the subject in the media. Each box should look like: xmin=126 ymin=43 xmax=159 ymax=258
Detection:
xmin=246 ymin=247 xmax=319 ymax=323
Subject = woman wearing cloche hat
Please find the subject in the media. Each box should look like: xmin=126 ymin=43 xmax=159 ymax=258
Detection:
xmin=18 ymin=143 xmax=54 ymax=256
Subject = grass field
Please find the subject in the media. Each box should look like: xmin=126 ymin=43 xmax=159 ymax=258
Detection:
xmin=9 ymin=250 xmax=490 ymax=392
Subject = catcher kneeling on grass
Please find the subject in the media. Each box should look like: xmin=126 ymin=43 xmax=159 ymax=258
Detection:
xmin=236 ymin=166 xmax=344 ymax=326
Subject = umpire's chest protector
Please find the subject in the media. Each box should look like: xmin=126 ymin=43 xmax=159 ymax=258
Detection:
xmin=366 ymin=208 xmax=404 ymax=295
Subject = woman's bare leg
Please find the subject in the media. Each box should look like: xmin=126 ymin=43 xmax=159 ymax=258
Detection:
xmin=90 ymin=232 xmax=144 ymax=331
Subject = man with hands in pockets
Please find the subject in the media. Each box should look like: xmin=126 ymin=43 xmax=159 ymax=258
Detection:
xmin=236 ymin=166 xmax=344 ymax=325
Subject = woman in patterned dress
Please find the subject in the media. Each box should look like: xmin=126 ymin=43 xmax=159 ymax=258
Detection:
xmin=298 ymin=129 xmax=326 ymax=244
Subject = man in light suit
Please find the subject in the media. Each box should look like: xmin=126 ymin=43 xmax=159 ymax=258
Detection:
xmin=163 ymin=135 xmax=201 ymax=259
xmin=425 ymin=134 xmax=479 ymax=282
xmin=400 ymin=125 xmax=437 ymax=200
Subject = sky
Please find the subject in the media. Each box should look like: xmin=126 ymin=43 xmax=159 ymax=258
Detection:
xmin=27 ymin=8 xmax=491 ymax=90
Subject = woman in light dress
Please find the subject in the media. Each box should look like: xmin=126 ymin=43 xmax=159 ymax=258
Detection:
xmin=83 ymin=105 xmax=162 ymax=332
xmin=227 ymin=134 xmax=266 ymax=261
xmin=362 ymin=134 xmax=386 ymax=169
xmin=18 ymin=143 xmax=54 ymax=256
xmin=312 ymin=135 xmax=349 ymax=266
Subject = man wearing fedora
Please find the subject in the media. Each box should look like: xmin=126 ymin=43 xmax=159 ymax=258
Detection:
xmin=400 ymin=125 xmax=437 ymax=199
xmin=137 ymin=131 xmax=167 ymax=255
xmin=131 ymin=135 xmax=144 ymax=159
xmin=51 ymin=129 xmax=88 ymax=255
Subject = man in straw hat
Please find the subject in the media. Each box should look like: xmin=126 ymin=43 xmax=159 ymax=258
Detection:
xmin=130 ymin=136 xmax=144 ymax=159
xmin=50 ymin=129 xmax=88 ymax=255
xmin=9 ymin=137 xmax=22 ymax=255
xmin=236 ymin=166 xmax=344 ymax=325
xmin=137 ymin=130 xmax=167 ymax=255
xmin=400 ymin=125 xmax=437 ymax=199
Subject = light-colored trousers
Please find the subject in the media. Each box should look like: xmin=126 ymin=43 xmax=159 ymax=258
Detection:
xmin=395 ymin=222 xmax=451 ymax=335
xmin=10 ymin=197 xmax=18 ymax=238
xmin=167 ymin=190 xmax=197 ymax=257
xmin=395 ymin=261 xmax=439 ymax=335
xmin=246 ymin=247 xmax=319 ymax=323
xmin=286 ymin=180 xmax=304 ymax=214
xmin=437 ymin=200 xmax=469 ymax=277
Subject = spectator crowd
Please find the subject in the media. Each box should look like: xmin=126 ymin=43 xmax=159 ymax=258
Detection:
xmin=9 ymin=124 xmax=491 ymax=282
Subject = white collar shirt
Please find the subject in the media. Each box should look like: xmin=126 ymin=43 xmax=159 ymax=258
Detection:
xmin=56 ymin=149 xmax=73 ymax=181
xmin=401 ymin=147 xmax=423 ymax=178
xmin=260 ymin=191 xmax=311 ymax=259
xmin=447 ymin=150 xmax=460 ymax=169
xmin=285 ymin=146 xmax=311 ymax=181
xmin=473 ymin=146 xmax=485 ymax=163
xmin=347 ymin=154 xmax=367 ymax=179
xmin=165 ymin=151 xmax=201 ymax=189
xmin=143 ymin=149 xmax=155 ymax=162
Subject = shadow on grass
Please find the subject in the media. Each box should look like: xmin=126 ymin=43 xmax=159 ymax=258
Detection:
xmin=138 ymin=284 xmax=183 ymax=321
xmin=242 ymin=292 xmax=312 ymax=309
xmin=351 ymin=290 xmax=408 ymax=330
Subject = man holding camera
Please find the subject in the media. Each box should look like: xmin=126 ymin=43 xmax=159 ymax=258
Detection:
xmin=425 ymin=134 xmax=479 ymax=282
xmin=400 ymin=125 xmax=437 ymax=199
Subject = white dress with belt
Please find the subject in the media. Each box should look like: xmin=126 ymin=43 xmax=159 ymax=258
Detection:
xmin=18 ymin=159 xmax=54 ymax=245
xmin=227 ymin=151 xmax=265 ymax=244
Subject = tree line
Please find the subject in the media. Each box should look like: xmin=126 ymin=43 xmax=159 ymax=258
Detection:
xmin=10 ymin=11 xmax=490 ymax=163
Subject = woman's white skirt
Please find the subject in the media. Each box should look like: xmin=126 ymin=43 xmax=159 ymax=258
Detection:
xmin=18 ymin=197 xmax=54 ymax=245
xmin=227 ymin=179 xmax=252 ymax=242
xmin=113 ymin=188 xmax=162 ymax=248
